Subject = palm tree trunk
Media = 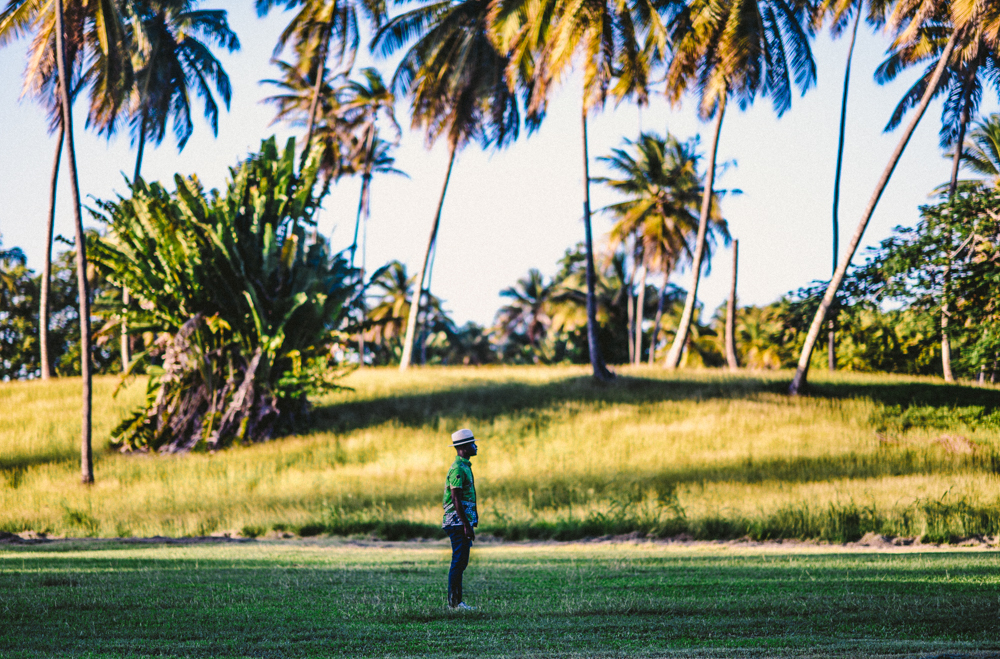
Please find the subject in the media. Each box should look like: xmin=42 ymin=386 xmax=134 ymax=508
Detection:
xmin=353 ymin=127 xmax=376 ymax=367
xmin=55 ymin=0 xmax=93 ymax=483
xmin=665 ymin=93 xmax=726 ymax=368
xmin=725 ymin=239 xmax=739 ymax=369
xmin=789 ymin=26 xmax=961 ymax=395
xmin=122 ymin=115 xmax=149 ymax=372
xmin=400 ymin=142 xmax=457 ymax=370
xmin=940 ymin=68 xmax=976 ymax=383
xmin=303 ymin=29 xmax=331 ymax=157
xmin=133 ymin=114 xmax=147 ymax=182
xmin=828 ymin=8 xmax=862 ymax=373
xmin=634 ymin=264 xmax=647 ymax=365
xmin=350 ymin=126 xmax=377 ymax=269
xmin=40 ymin=123 xmax=64 ymax=381
xmin=627 ymin=276 xmax=635 ymax=363
xmin=582 ymin=109 xmax=612 ymax=381
xmin=649 ymin=274 xmax=668 ymax=365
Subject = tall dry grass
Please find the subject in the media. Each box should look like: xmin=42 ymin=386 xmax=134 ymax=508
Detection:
xmin=2 ymin=366 xmax=999 ymax=541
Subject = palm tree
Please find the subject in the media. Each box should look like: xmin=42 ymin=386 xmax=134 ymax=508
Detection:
xmin=597 ymin=131 xmax=730 ymax=365
xmin=1 ymin=0 xmax=116 ymax=382
xmin=962 ymin=113 xmax=1000 ymax=185
xmin=789 ymin=1 xmax=969 ymax=395
xmin=256 ymin=0 xmax=385 ymax=153
xmin=337 ymin=67 xmax=401 ymax=270
xmin=372 ymin=0 xmax=525 ymax=370
xmin=365 ymin=260 xmax=413 ymax=361
xmin=661 ymin=0 xmax=817 ymax=369
xmin=496 ymin=268 xmax=554 ymax=357
xmin=490 ymin=0 xmax=666 ymax=380
xmin=125 ymin=0 xmax=240 ymax=182
xmin=106 ymin=0 xmax=238 ymax=372
xmin=3 ymin=0 xmax=136 ymax=482
xmin=349 ymin=135 xmax=406 ymax=363
xmin=262 ymin=59 xmax=356 ymax=187
xmin=811 ymin=0 xmax=890 ymax=372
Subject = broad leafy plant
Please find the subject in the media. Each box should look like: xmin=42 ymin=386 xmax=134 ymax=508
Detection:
xmin=90 ymin=137 xmax=358 ymax=452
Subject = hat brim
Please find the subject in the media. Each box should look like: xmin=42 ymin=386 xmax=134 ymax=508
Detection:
xmin=451 ymin=437 xmax=476 ymax=446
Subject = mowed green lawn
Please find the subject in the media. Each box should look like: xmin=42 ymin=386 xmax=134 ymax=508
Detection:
xmin=1 ymin=540 xmax=998 ymax=658
xmin=3 ymin=366 xmax=1000 ymax=541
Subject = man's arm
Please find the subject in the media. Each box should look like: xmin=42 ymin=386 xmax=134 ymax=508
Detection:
xmin=450 ymin=486 xmax=475 ymax=540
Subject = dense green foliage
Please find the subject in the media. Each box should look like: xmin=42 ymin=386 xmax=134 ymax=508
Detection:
xmin=88 ymin=137 xmax=358 ymax=451
xmin=0 ymin=246 xmax=122 ymax=380
xmin=2 ymin=541 xmax=999 ymax=657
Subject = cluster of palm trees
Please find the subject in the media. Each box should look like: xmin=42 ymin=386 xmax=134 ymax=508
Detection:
xmin=5 ymin=0 xmax=1000 ymax=481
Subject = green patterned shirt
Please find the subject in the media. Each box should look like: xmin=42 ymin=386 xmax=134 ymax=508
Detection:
xmin=442 ymin=456 xmax=477 ymax=528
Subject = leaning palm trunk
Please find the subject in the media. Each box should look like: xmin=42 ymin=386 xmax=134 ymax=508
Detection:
xmin=40 ymin=123 xmax=64 ymax=380
xmin=634 ymin=264 xmax=647 ymax=365
xmin=789 ymin=26 xmax=961 ymax=395
xmin=649 ymin=274 xmax=669 ymax=365
xmin=725 ymin=239 xmax=739 ymax=369
xmin=665 ymin=94 xmax=726 ymax=368
xmin=400 ymin=142 xmax=457 ymax=370
xmin=55 ymin=0 xmax=93 ymax=483
xmin=581 ymin=110 xmax=613 ymax=381
xmin=940 ymin=70 xmax=976 ymax=382
xmin=829 ymin=8 xmax=862 ymax=372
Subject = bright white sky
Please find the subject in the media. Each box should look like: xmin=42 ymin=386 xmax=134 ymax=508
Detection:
xmin=0 ymin=1 xmax=992 ymax=327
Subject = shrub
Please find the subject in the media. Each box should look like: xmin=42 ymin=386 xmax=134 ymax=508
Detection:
xmin=90 ymin=137 xmax=358 ymax=452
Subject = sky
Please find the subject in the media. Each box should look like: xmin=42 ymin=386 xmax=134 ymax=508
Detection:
xmin=1 ymin=1 xmax=994 ymax=328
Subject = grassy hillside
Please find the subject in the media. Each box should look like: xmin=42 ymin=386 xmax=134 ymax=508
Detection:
xmin=3 ymin=540 xmax=998 ymax=658
xmin=2 ymin=366 xmax=1000 ymax=541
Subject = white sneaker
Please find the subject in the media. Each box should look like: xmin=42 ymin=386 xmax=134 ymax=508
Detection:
xmin=451 ymin=602 xmax=475 ymax=611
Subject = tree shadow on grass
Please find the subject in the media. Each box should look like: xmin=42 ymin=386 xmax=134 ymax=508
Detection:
xmin=307 ymin=374 xmax=789 ymax=436
xmin=0 ymin=450 xmax=77 ymax=478
xmin=802 ymin=378 xmax=1000 ymax=411
xmin=307 ymin=372 xmax=1000 ymax=438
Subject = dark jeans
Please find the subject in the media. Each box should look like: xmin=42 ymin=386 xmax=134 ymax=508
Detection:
xmin=446 ymin=526 xmax=473 ymax=607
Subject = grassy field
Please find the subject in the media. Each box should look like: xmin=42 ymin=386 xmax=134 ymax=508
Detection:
xmin=2 ymin=366 xmax=1000 ymax=541
xmin=1 ymin=539 xmax=999 ymax=658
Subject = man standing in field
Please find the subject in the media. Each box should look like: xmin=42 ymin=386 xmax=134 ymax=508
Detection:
xmin=443 ymin=428 xmax=478 ymax=610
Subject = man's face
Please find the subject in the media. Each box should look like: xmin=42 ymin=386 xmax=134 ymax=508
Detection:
xmin=459 ymin=442 xmax=478 ymax=458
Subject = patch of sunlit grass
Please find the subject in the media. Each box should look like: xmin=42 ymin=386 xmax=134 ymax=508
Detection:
xmin=2 ymin=366 xmax=1000 ymax=542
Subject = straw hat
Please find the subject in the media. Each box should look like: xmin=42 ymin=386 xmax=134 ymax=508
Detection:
xmin=451 ymin=429 xmax=476 ymax=447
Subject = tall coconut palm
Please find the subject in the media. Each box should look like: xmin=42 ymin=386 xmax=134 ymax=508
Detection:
xmin=348 ymin=135 xmax=406 ymax=363
xmin=3 ymin=0 xmax=135 ymax=482
xmin=661 ymin=0 xmax=817 ymax=369
xmin=337 ymin=67 xmax=401 ymax=270
xmin=812 ymin=0 xmax=890 ymax=372
xmin=55 ymin=0 xmax=92 ymax=483
xmin=256 ymin=0 xmax=385 ymax=153
xmin=490 ymin=0 xmax=666 ymax=380
xmin=875 ymin=14 xmax=1000 ymax=382
xmin=789 ymin=1 xmax=968 ymax=395
xmin=597 ymin=131 xmax=730 ymax=365
xmin=373 ymin=0 xmax=525 ymax=370
xmin=1 ymin=0 xmax=122 ymax=382
xmin=124 ymin=0 xmax=240 ymax=182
